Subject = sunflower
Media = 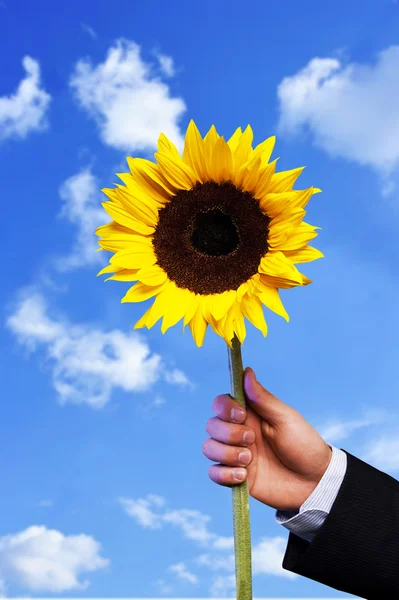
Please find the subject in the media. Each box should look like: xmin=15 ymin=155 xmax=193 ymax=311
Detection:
xmin=96 ymin=120 xmax=323 ymax=348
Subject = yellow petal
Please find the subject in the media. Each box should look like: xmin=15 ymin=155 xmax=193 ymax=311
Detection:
xmin=136 ymin=264 xmax=168 ymax=286
xmin=278 ymin=228 xmax=319 ymax=251
xmin=236 ymin=281 xmax=249 ymax=302
xmin=133 ymin=305 xmax=154 ymax=329
xmin=270 ymin=208 xmax=306 ymax=229
xmin=258 ymin=193 xmax=292 ymax=218
xmin=113 ymin=186 xmax=158 ymax=227
xmin=183 ymin=294 xmax=201 ymax=328
xmin=208 ymin=312 xmax=227 ymax=341
xmin=301 ymin=274 xmax=312 ymax=285
xmin=268 ymin=210 xmax=309 ymax=251
xmin=229 ymin=303 xmax=246 ymax=344
xmin=96 ymin=221 xmax=150 ymax=238
xmin=289 ymin=187 xmax=321 ymax=210
xmin=188 ymin=301 xmax=208 ymax=347
xmin=246 ymin=273 xmax=261 ymax=297
xmin=240 ymin=156 xmax=262 ymax=194
xmin=211 ymin=290 xmax=237 ymax=321
xmin=255 ymin=282 xmax=289 ymax=321
xmin=105 ymin=269 xmax=140 ymax=282
xmin=144 ymin=282 xmax=175 ymax=328
xmin=204 ymin=124 xmax=220 ymax=144
xmin=121 ymin=281 xmax=167 ymax=303
xmin=127 ymin=157 xmax=175 ymax=200
xmin=258 ymin=251 xmax=303 ymax=287
xmin=116 ymin=173 xmax=165 ymax=210
xmin=240 ymin=295 xmax=268 ymax=336
xmin=218 ymin=312 xmax=234 ymax=348
xmin=97 ymin=263 xmax=121 ymax=277
xmin=182 ymin=120 xmax=207 ymax=182
xmin=267 ymin=227 xmax=290 ymax=249
xmin=110 ymin=241 xmax=156 ymax=270
xmin=203 ymin=296 xmax=226 ymax=340
xmin=101 ymin=202 xmax=155 ymax=235
xmin=161 ymin=286 xmax=195 ymax=333
xmin=155 ymin=151 xmax=197 ymax=190
xmin=202 ymin=125 xmax=220 ymax=179
xmin=232 ymin=125 xmax=253 ymax=170
xmin=98 ymin=237 xmax=142 ymax=253
xmin=253 ymin=159 xmax=278 ymax=199
xmin=200 ymin=294 xmax=213 ymax=323
xmin=251 ymin=135 xmax=276 ymax=167
xmin=227 ymin=127 xmax=243 ymax=154
xmin=208 ymin=137 xmax=233 ymax=183
xmin=269 ymin=167 xmax=305 ymax=193
xmin=97 ymin=226 xmax=153 ymax=252
xmin=284 ymin=245 xmax=324 ymax=264
xmin=258 ymin=188 xmax=317 ymax=218
xmin=158 ymin=132 xmax=181 ymax=158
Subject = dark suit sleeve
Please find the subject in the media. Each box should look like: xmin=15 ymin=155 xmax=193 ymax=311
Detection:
xmin=281 ymin=449 xmax=399 ymax=598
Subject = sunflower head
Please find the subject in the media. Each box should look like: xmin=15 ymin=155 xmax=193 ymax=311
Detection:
xmin=96 ymin=120 xmax=323 ymax=348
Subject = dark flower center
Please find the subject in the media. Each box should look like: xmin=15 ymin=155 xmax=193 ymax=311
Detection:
xmin=152 ymin=180 xmax=270 ymax=295
xmin=191 ymin=209 xmax=239 ymax=256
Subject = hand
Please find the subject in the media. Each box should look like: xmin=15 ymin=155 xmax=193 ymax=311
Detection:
xmin=202 ymin=367 xmax=332 ymax=512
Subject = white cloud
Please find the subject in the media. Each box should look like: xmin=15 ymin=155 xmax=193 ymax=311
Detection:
xmin=81 ymin=23 xmax=97 ymax=39
xmin=137 ymin=393 xmax=167 ymax=420
xmin=118 ymin=493 xmax=298 ymax=594
xmin=362 ymin=432 xmax=399 ymax=472
xmin=153 ymin=577 xmax=173 ymax=594
xmin=37 ymin=499 xmax=53 ymax=508
xmin=0 ymin=56 xmax=51 ymax=142
xmin=0 ymin=576 xmax=6 ymax=597
xmin=317 ymin=408 xmax=387 ymax=446
xmin=6 ymin=292 xmax=190 ymax=409
xmin=69 ymin=39 xmax=186 ymax=152
xmin=0 ymin=525 xmax=108 ymax=593
xmin=277 ymin=46 xmax=399 ymax=192
xmin=55 ymin=168 xmax=104 ymax=271
xmin=168 ymin=562 xmax=198 ymax=584
xmin=208 ymin=573 xmax=236 ymax=598
xmin=156 ymin=53 xmax=175 ymax=77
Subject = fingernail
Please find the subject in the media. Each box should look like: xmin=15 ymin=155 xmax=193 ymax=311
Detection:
xmin=234 ymin=468 xmax=246 ymax=480
xmin=231 ymin=408 xmax=245 ymax=422
xmin=245 ymin=367 xmax=256 ymax=380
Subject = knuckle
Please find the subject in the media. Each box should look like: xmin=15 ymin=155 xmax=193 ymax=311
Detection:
xmin=233 ymin=426 xmax=247 ymax=444
xmin=226 ymin=428 xmax=236 ymax=444
xmin=208 ymin=465 xmax=231 ymax=486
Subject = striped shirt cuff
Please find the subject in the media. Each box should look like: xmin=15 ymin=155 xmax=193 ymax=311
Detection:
xmin=274 ymin=445 xmax=348 ymax=542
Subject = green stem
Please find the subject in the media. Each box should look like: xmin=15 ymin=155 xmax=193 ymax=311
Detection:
xmin=227 ymin=334 xmax=253 ymax=600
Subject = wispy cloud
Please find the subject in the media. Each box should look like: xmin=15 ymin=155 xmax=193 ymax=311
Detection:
xmin=155 ymin=52 xmax=175 ymax=77
xmin=0 ymin=56 xmax=51 ymax=142
xmin=0 ymin=525 xmax=108 ymax=593
xmin=37 ymin=499 xmax=53 ymax=508
xmin=81 ymin=23 xmax=97 ymax=39
xmin=362 ymin=432 xmax=399 ymax=472
xmin=54 ymin=167 xmax=104 ymax=271
xmin=317 ymin=408 xmax=387 ymax=446
xmin=168 ymin=562 xmax=199 ymax=584
xmin=69 ymin=38 xmax=186 ymax=153
xmin=6 ymin=292 xmax=190 ymax=409
xmin=277 ymin=46 xmax=399 ymax=195
xmin=118 ymin=493 xmax=298 ymax=595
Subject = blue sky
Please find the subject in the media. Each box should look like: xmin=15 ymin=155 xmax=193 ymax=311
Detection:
xmin=1 ymin=0 xmax=399 ymax=597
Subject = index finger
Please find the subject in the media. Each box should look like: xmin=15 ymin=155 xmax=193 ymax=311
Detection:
xmin=212 ymin=394 xmax=247 ymax=423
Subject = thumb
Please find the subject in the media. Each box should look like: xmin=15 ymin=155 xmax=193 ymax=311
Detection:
xmin=243 ymin=367 xmax=293 ymax=426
